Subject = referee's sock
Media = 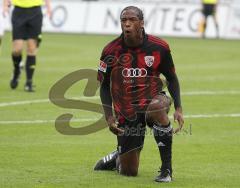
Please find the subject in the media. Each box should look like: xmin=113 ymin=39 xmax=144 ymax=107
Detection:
xmin=153 ymin=122 xmax=173 ymax=174
xmin=12 ymin=54 xmax=22 ymax=80
xmin=26 ymin=55 xmax=36 ymax=83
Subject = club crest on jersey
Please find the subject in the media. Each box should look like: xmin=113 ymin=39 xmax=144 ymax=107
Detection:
xmin=98 ymin=60 xmax=107 ymax=73
xmin=144 ymin=56 xmax=154 ymax=67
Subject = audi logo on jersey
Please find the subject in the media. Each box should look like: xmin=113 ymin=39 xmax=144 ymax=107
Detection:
xmin=122 ymin=68 xmax=148 ymax=78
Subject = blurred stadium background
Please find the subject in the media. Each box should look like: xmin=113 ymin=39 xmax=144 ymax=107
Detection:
xmin=0 ymin=0 xmax=240 ymax=187
xmin=2 ymin=0 xmax=240 ymax=38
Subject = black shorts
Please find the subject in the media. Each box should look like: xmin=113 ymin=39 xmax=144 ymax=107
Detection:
xmin=203 ymin=4 xmax=216 ymax=17
xmin=116 ymin=92 xmax=171 ymax=155
xmin=12 ymin=6 xmax=43 ymax=40
xmin=117 ymin=113 xmax=147 ymax=155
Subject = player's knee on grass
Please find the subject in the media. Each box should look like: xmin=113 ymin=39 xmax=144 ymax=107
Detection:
xmin=120 ymin=166 xmax=138 ymax=176
xmin=146 ymin=94 xmax=171 ymax=126
xmin=119 ymin=150 xmax=140 ymax=176
xmin=120 ymin=161 xmax=138 ymax=176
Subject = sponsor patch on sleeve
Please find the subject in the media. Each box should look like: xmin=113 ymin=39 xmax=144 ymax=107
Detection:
xmin=98 ymin=60 xmax=107 ymax=73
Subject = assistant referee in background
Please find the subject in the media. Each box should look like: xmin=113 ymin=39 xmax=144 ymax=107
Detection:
xmin=3 ymin=0 xmax=51 ymax=92
xmin=201 ymin=0 xmax=219 ymax=38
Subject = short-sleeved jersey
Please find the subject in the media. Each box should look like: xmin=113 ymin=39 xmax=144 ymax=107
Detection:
xmin=97 ymin=32 xmax=175 ymax=120
xmin=202 ymin=0 xmax=217 ymax=4
xmin=12 ymin=0 xmax=43 ymax=8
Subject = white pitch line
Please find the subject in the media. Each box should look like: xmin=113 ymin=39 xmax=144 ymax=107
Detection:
xmin=184 ymin=113 xmax=240 ymax=118
xmin=0 ymin=90 xmax=240 ymax=108
xmin=0 ymin=96 xmax=100 ymax=107
xmin=181 ymin=90 xmax=240 ymax=96
xmin=0 ymin=113 xmax=239 ymax=125
xmin=0 ymin=99 xmax=49 ymax=107
xmin=0 ymin=117 xmax=100 ymax=124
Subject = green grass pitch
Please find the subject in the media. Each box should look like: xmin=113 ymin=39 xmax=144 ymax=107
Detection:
xmin=0 ymin=32 xmax=240 ymax=187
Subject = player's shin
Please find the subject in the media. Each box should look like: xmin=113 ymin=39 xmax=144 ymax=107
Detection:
xmin=153 ymin=122 xmax=173 ymax=174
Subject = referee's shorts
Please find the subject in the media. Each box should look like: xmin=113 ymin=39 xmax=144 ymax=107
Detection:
xmin=203 ymin=4 xmax=216 ymax=17
xmin=11 ymin=6 xmax=43 ymax=40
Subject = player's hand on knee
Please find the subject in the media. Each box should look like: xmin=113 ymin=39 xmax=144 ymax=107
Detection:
xmin=107 ymin=116 xmax=124 ymax=135
xmin=173 ymin=107 xmax=184 ymax=133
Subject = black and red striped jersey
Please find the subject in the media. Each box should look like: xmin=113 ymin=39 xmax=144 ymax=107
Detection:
xmin=97 ymin=32 xmax=175 ymax=121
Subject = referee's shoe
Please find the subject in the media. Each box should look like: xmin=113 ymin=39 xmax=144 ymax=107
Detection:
xmin=10 ymin=78 xmax=19 ymax=89
xmin=24 ymin=80 xmax=34 ymax=92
